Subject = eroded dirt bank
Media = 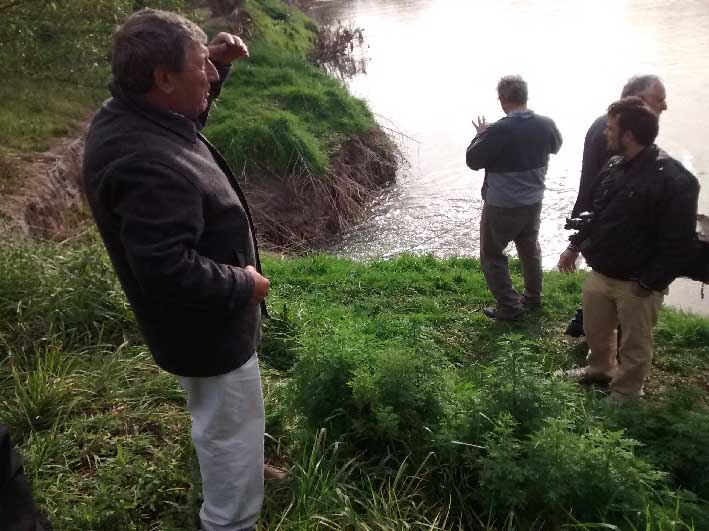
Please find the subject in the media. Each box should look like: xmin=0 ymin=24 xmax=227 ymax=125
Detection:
xmin=0 ymin=123 xmax=398 ymax=250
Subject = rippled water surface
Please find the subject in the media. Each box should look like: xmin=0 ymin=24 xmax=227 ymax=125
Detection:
xmin=314 ymin=0 xmax=709 ymax=315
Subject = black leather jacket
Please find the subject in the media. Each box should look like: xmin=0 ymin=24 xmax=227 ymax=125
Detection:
xmin=570 ymin=145 xmax=699 ymax=291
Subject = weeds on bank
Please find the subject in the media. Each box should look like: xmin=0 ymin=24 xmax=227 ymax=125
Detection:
xmin=205 ymin=0 xmax=378 ymax=180
xmin=1 ymin=236 xmax=708 ymax=529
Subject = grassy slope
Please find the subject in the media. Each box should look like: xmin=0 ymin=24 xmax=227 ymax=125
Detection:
xmin=0 ymin=80 xmax=105 ymax=185
xmin=1 ymin=236 xmax=708 ymax=530
xmin=0 ymin=0 xmax=377 ymax=188
xmin=0 ymin=80 xmax=104 ymax=154
xmin=204 ymin=0 xmax=378 ymax=179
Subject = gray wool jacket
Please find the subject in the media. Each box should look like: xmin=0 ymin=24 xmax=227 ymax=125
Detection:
xmin=83 ymin=69 xmax=265 ymax=377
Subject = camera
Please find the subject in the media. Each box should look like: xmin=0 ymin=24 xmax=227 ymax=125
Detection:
xmin=564 ymin=211 xmax=595 ymax=231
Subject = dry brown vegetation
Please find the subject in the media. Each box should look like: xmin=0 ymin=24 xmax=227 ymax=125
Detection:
xmin=311 ymin=21 xmax=368 ymax=79
xmin=244 ymin=129 xmax=401 ymax=251
xmin=0 ymin=128 xmax=87 ymax=240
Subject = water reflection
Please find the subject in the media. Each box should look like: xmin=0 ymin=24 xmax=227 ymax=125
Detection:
xmin=314 ymin=0 xmax=709 ymax=315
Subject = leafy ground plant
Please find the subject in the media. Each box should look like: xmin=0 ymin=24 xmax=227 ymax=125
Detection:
xmin=2 ymin=236 xmax=708 ymax=529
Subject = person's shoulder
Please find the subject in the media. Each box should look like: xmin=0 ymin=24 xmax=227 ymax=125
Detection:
xmin=487 ymin=115 xmax=510 ymax=129
xmin=530 ymin=112 xmax=560 ymax=129
xmin=531 ymin=111 xmax=554 ymax=121
xmin=476 ymin=117 xmax=509 ymax=139
xmin=590 ymin=114 xmax=607 ymax=128
xmin=654 ymin=148 xmax=700 ymax=189
xmin=585 ymin=114 xmax=607 ymax=135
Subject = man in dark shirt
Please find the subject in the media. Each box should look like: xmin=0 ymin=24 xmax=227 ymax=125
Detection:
xmin=563 ymin=97 xmax=698 ymax=400
xmin=467 ymin=75 xmax=562 ymax=320
xmin=558 ymin=75 xmax=668 ymax=336
xmin=558 ymin=75 xmax=668 ymax=272
xmin=83 ymin=10 xmax=269 ymax=531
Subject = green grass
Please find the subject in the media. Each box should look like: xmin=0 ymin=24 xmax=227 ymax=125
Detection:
xmin=0 ymin=79 xmax=104 ymax=154
xmin=0 ymin=0 xmax=380 ymax=190
xmin=1 ymin=234 xmax=708 ymax=529
xmin=205 ymin=0 xmax=378 ymax=179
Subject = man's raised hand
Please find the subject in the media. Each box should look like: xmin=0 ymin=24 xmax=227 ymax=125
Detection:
xmin=473 ymin=115 xmax=489 ymax=134
xmin=208 ymin=32 xmax=249 ymax=67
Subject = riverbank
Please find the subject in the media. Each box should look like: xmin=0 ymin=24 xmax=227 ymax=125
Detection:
xmin=1 ymin=234 xmax=708 ymax=529
xmin=0 ymin=0 xmax=398 ymax=247
xmin=204 ymin=0 xmax=399 ymax=249
xmin=315 ymin=0 xmax=709 ymax=317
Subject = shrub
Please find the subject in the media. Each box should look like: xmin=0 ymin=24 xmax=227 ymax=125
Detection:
xmin=289 ymin=314 xmax=454 ymax=450
xmin=605 ymin=388 xmax=709 ymax=500
xmin=478 ymin=415 xmax=667 ymax=528
xmin=476 ymin=336 xmax=582 ymax=435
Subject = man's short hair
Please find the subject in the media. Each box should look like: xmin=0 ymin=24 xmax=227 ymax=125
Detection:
xmin=607 ymin=96 xmax=659 ymax=146
xmin=112 ymin=9 xmax=207 ymax=94
xmin=621 ymin=74 xmax=662 ymax=98
xmin=497 ymin=75 xmax=528 ymax=104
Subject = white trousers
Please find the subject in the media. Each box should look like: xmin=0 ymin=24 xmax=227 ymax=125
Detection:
xmin=178 ymin=353 xmax=265 ymax=531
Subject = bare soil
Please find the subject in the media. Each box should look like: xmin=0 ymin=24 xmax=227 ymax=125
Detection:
xmin=0 ymin=120 xmax=89 ymax=241
xmin=0 ymin=122 xmax=399 ymax=251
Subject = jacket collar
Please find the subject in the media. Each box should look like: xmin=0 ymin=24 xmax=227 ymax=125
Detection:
xmin=622 ymin=144 xmax=659 ymax=173
xmin=507 ymin=109 xmax=534 ymax=118
xmin=108 ymin=82 xmax=200 ymax=144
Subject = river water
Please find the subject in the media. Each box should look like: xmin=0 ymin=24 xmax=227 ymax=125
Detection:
xmin=314 ymin=0 xmax=709 ymax=316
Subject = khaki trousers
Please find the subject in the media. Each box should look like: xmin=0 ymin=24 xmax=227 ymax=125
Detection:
xmin=582 ymin=271 xmax=663 ymax=397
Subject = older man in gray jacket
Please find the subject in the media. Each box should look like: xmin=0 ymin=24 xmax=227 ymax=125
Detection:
xmin=467 ymin=75 xmax=562 ymax=320
xmin=83 ymin=9 xmax=269 ymax=531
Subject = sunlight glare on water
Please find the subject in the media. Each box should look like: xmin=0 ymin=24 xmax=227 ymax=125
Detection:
xmin=314 ymin=0 xmax=709 ymax=315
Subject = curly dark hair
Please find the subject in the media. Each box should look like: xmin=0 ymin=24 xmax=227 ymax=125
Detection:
xmin=607 ymin=96 xmax=659 ymax=146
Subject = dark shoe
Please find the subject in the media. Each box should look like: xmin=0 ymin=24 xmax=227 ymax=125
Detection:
xmin=482 ymin=306 xmax=522 ymax=321
xmin=564 ymin=308 xmax=585 ymax=337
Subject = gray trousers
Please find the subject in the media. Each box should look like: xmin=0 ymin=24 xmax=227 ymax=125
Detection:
xmin=178 ymin=353 xmax=265 ymax=531
xmin=480 ymin=201 xmax=543 ymax=314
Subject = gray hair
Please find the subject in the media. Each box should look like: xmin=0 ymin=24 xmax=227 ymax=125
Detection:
xmin=497 ymin=75 xmax=528 ymax=104
xmin=112 ymin=8 xmax=207 ymax=94
xmin=621 ymin=74 xmax=663 ymax=98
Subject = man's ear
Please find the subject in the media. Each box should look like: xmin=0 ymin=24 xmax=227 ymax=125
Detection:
xmin=153 ymin=65 xmax=176 ymax=95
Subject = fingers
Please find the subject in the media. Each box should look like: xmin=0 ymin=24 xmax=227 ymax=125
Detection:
xmin=208 ymin=32 xmax=249 ymax=65
xmin=472 ymin=115 xmax=488 ymax=133
xmin=559 ymin=261 xmax=576 ymax=273
xmin=245 ymin=265 xmax=269 ymax=304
